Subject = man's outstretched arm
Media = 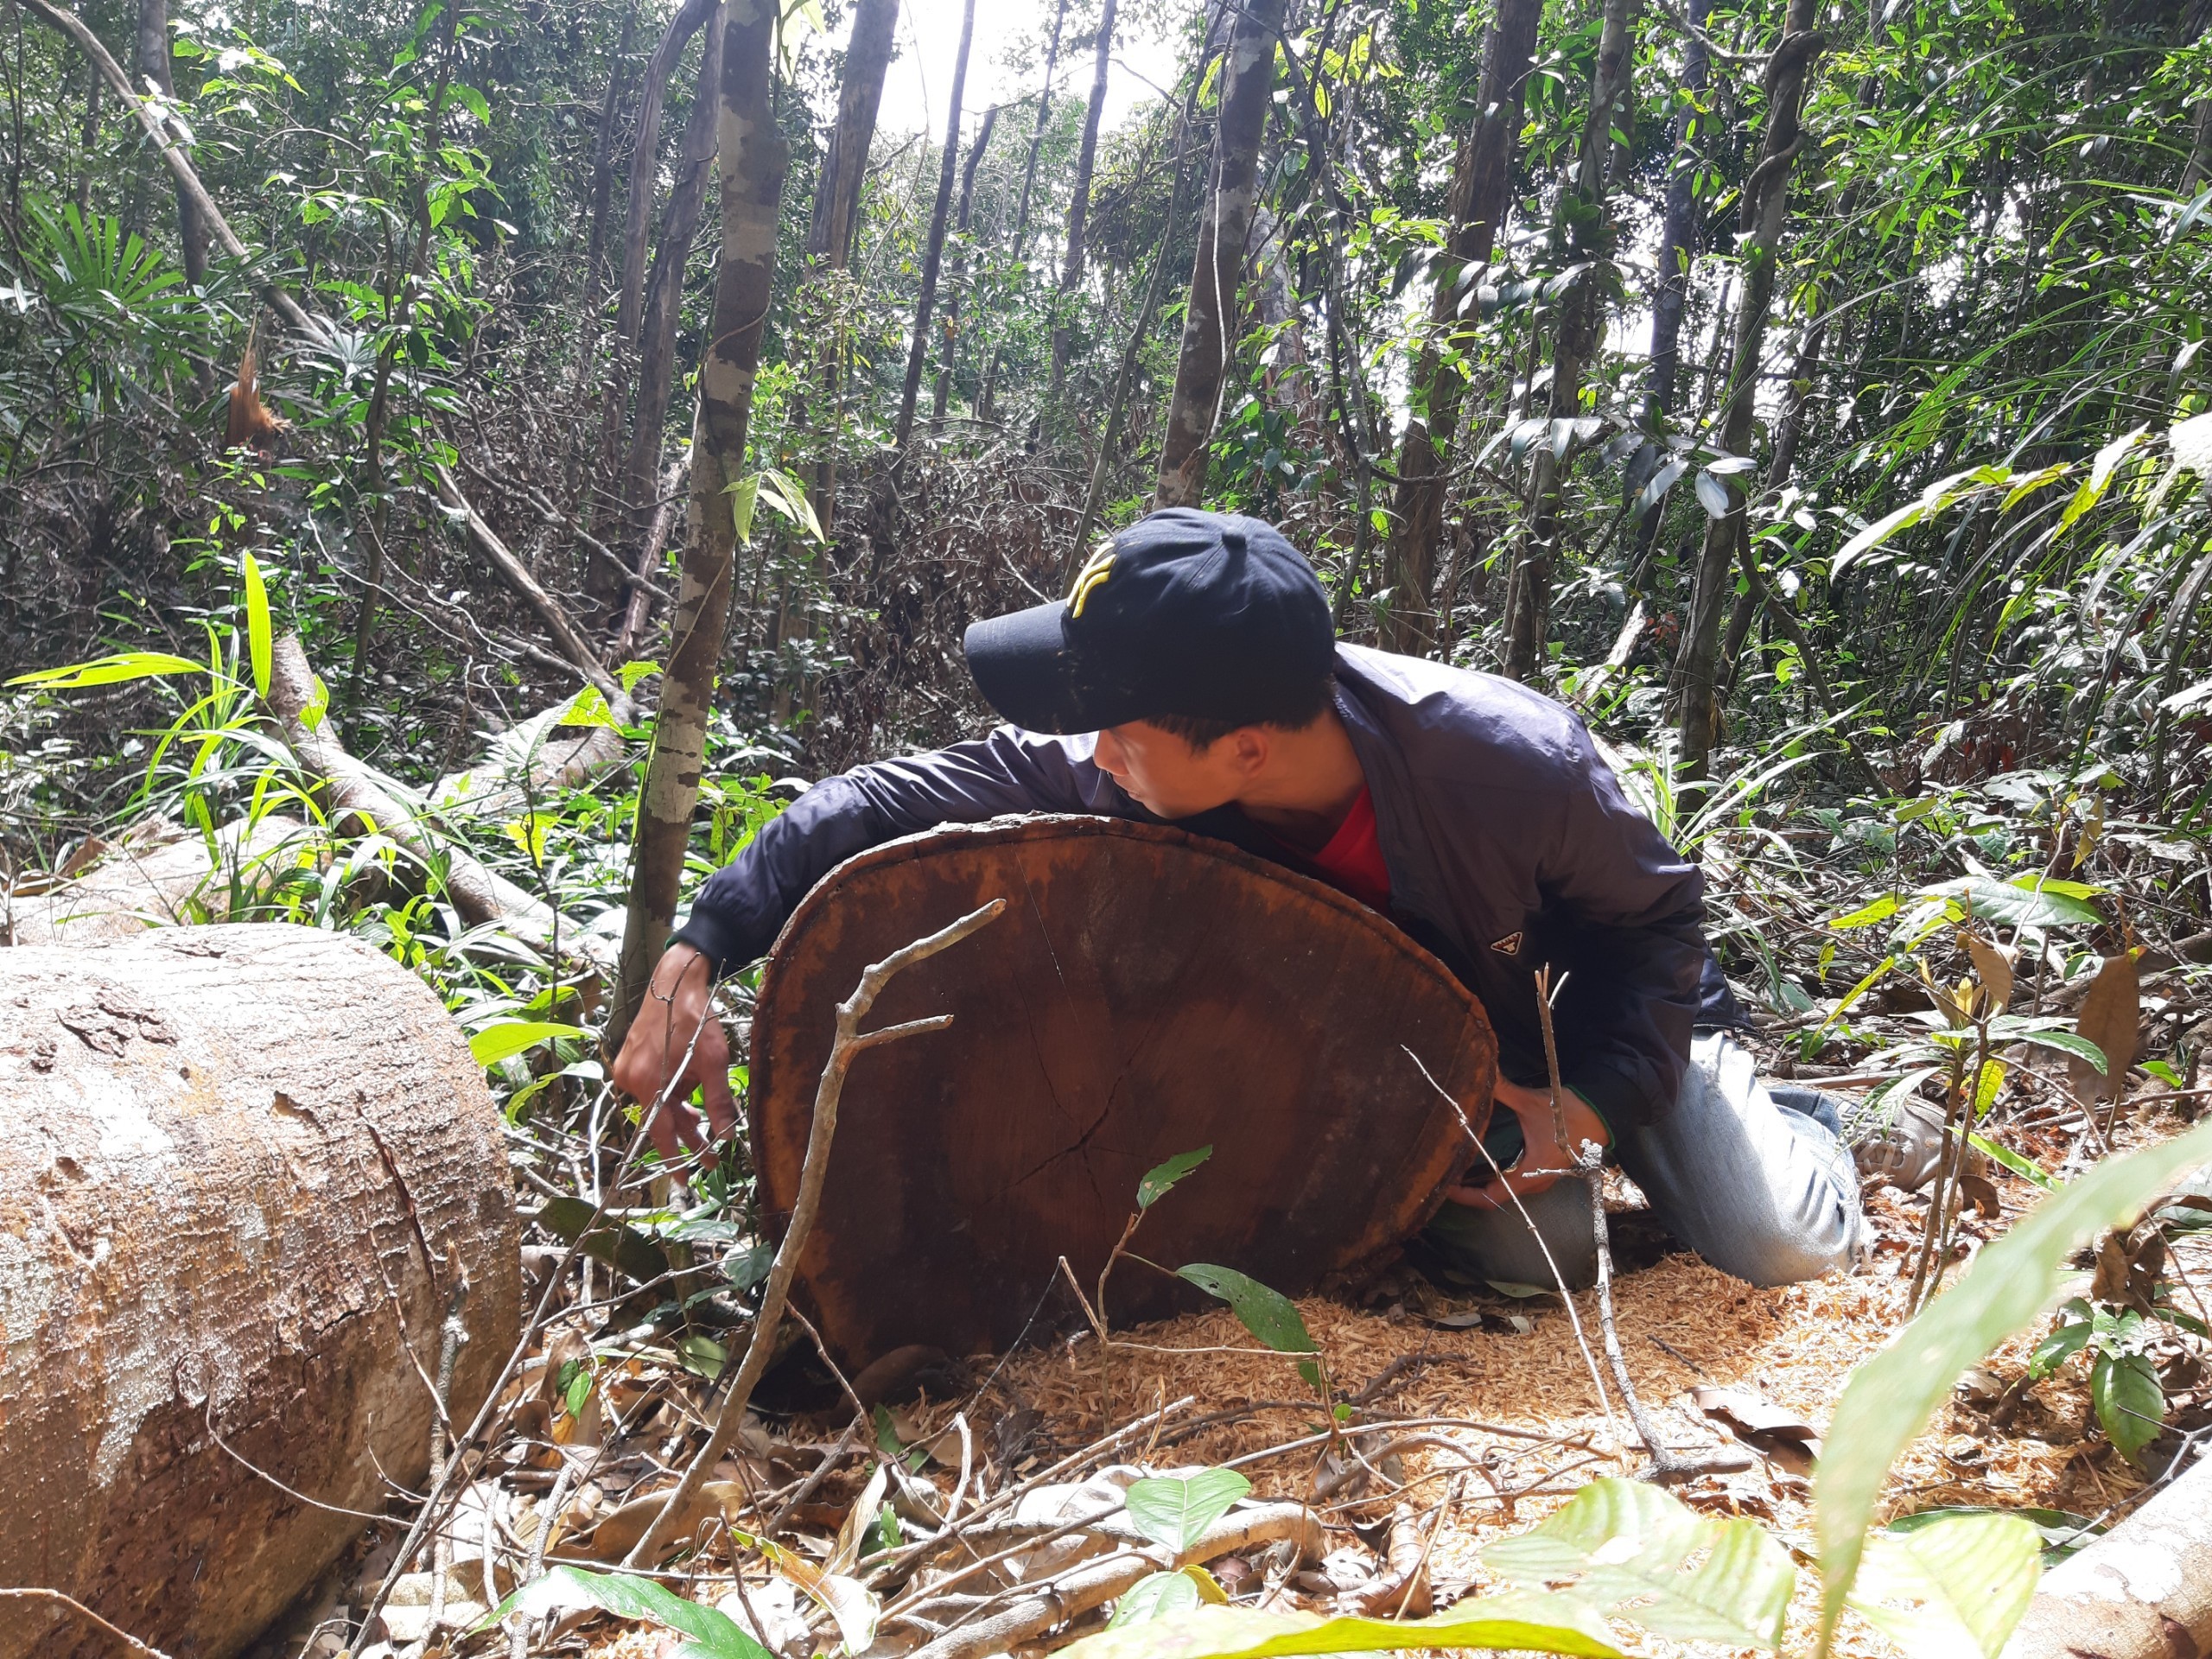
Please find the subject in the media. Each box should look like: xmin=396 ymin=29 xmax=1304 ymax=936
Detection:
xmin=613 ymin=727 xmax=1138 ymax=1141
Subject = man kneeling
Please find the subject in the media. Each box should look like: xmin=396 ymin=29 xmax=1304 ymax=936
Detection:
xmin=614 ymin=509 xmax=1865 ymax=1290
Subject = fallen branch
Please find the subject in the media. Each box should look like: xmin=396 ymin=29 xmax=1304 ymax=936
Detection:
xmin=2002 ymin=1443 xmax=2212 ymax=1658
xmin=264 ymin=632 xmax=576 ymax=959
xmin=429 ymin=464 xmax=622 ymax=702
xmin=893 ymin=1502 xmax=1325 ymax=1659
xmin=625 ymin=899 xmax=1009 ymax=1566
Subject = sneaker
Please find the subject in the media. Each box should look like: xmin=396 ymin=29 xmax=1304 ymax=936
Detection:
xmin=1842 ymin=1090 xmax=1948 ymax=1193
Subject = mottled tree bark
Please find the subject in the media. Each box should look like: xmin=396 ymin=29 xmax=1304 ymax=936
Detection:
xmin=1377 ymin=0 xmax=1542 ymax=650
xmin=932 ymin=103 xmax=996 ymax=428
xmin=133 ymin=0 xmax=205 ymax=286
xmin=1499 ymin=0 xmax=1637 ymax=682
xmin=1047 ymin=0 xmax=1116 ymax=397
xmin=609 ymin=0 xmax=788 ymax=1048
xmin=1153 ymin=0 xmax=1285 ymax=510
xmin=1674 ymin=7 xmax=1826 ymax=779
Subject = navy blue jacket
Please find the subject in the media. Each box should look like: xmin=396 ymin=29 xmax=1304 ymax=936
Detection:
xmin=676 ymin=644 xmax=1737 ymax=1129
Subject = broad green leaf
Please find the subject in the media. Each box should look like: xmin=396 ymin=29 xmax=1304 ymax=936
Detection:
xmin=468 ymin=1020 xmax=589 ymax=1067
xmin=1834 ymin=499 xmax=1928 ymax=572
xmin=677 ymin=1334 xmax=728 ymax=1380
xmin=2058 ymin=425 xmax=2146 ymax=531
xmin=241 ymin=550 xmax=272 ymax=697
xmin=535 ymin=1196 xmax=673 ymax=1286
xmin=7 ymin=650 xmax=208 ymax=689
xmin=1917 ymin=874 xmax=2101 ymax=930
xmin=1138 ymin=1146 xmax=1213 ymax=1210
xmin=2002 ymin=1027 xmax=2109 ymax=1072
xmin=1971 ymin=1058 xmax=2006 ymax=1118
xmin=1846 ymin=1514 xmax=2041 ymax=1659
xmin=1828 ymin=894 xmax=1900 ymax=929
xmin=1124 ymin=1469 xmax=1251 ymax=1554
xmin=1110 ymin=1569 xmax=1205 ymax=1628
xmin=619 ymin=658 xmax=664 ymax=691
xmin=1815 ymin=1118 xmax=2212 ymax=1643
xmin=727 ymin=473 xmax=761 ymax=543
xmin=2090 ymin=1350 xmax=2164 ymax=1462
xmin=301 ymin=671 xmax=330 ymax=732
xmin=755 ymin=467 xmax=825 ymax=543
xmin=1694 ymin=469 xmax=1732 ymax=518
xmin=1178 ymin=1264 xmax=1315 ymax=1353
xmin=1056 ymin=1593 xmax=1628 ymax=1657
xmin=476 ymin=1565 xmax=772 ymax=1658
xmin=1968 ymin=1132 xmax=2056 ymax=1191
xmin=559 ymin=685 xmax=620 ymax=728
xmin=1482 ymin=1478 xmax=1792 ymax=1649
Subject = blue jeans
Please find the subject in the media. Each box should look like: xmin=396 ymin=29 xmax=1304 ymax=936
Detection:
xmin=1424 ymin=1033 xmax=1866 ymax=1291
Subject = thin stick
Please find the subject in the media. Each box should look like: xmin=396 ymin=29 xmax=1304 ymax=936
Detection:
xmin=626 ymin=899 xmax=1007 ymax=1566
xmin=0 ymin=1590 xmax=173 ymax=1659
xmin=1531 ymin=972 xmax=1750 ymax=1484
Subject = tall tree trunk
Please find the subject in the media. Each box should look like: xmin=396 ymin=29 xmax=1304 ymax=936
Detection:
xmin=801 ymin=0 xmax=899 ymax=526
xmin=609 ymin=0 xmax=788 ymax=1048
xmin=617 ymin=0 xmax=724 ymax=610
xmin=589 ymin=0 xmax=720 ymax=592
xmin=1499 ymin=0 xmax=1637 ymax=683
xmin=932 ymin=102 xmax=997 ymax=428
xmin=1047 ymin=0 xmax=1116 ymax=397
xmin=807 ymin=0 xmax=899 ymax=268
xmin=1376 ymin=0 xmax=1543 ymax=651
xmin=1153 ymin=0 xmax=1286 ymax=510
xmin=134 ymin=0 xmax=206 ymax=286
xmin=976 ymin=0 xmax=1068 ymax=423
xmin=891 ymin=0 xmax=977 ymax=455
xmin=1247 ymin=202 xmax=1317 ymax=438
xmin=1673 ymin=8 xmax=1826 ymax=780
xmin=1629 ymin=0 xmax=1708 ymax=575
xmin=580 ymin=0 xmax=641 ymax=321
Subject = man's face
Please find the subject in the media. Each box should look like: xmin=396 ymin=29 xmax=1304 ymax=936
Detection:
xmin=1091 ymin=721 xmax=1255 ymax=819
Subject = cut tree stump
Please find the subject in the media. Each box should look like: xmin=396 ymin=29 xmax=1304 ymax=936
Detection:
xmin=0 ymin=924 xmax=520 ymax=1659
xmin=748 ymin=817 xmax=1496 ymax=1367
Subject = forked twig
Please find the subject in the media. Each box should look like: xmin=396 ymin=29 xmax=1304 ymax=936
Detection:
xmin=625 ymin=898 xmax=1008 ymax=1566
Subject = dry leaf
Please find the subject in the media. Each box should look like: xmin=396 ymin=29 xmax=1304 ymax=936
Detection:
xmin=1691 ymin=1385 xmax=1824 ymax=1469
xmin=2070 ymin=950 xmax=2140 ymax=1103
xmin=829 ymin=1460 xmax=891 ymax=1576
xmin=1962 ymin=930 xmax=2014 ymax=1010
xmin=566 ymin=1479 xmax=745 ymax=1564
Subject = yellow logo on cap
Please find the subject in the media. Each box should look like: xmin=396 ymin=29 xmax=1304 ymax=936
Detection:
xmin=1068 ymin=549 xmax=1116 ymax=618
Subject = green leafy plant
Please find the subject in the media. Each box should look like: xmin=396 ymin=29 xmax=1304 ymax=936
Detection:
xmin=479 ymin=1564 xmax=771 ymax=1658
xmin=2029 ymin=1297 xmax=2167 ymax=1463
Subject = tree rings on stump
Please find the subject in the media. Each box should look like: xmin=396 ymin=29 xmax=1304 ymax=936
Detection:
xmin=747 ymin=816 xmax=1496 ymax=1367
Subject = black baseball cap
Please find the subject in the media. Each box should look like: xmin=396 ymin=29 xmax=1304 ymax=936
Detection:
xmin=963 ymin=509 xmax=1335 ymax=734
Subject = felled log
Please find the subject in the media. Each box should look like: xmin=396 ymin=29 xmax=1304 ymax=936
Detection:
xmin=2001 ymin=1445 xmax=2212 ymax=1658
xmin=0 ymin=924 xmax=520 ymax=1659
xmin=749 ymin=817 xmax=1496 ymax=1366
xmin=3 ymin=814 xmax=317 ymax=948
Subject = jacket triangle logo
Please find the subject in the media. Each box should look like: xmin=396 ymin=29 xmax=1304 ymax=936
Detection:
xmin=1491 ymin=931 xmax=1523 ymax=957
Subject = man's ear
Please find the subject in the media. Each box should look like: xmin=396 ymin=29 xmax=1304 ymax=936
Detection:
xmin=1227 ymin=726 xmax=1270 ymax=777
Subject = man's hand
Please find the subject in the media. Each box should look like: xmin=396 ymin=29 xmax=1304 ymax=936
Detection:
xmin=610 ymin=944 xmax=739 ymax=1160
xmin=1445 ymin=1077 xmax=1611 ymax=1210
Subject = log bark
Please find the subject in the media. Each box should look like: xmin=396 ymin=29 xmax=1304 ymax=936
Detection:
xmin=747 ymin=817 xmax=1496 ymax=1366
xmin=1376 ymin=0 xmax=1543 ymax=649
xmin=0 ymin=924 xmax=520 ymax=1659
xmin=1047 ymin=0 xmax=1116 ymax=397
xmin=3 ymin=815 xmax=315 ymax=947
xmin=2002 ymin=1447 xmax=2212 ymax=1658
xmin=1154 ymin=0 xmax=1284 ymax=510
xmin=607 ymin=0 xmax=788 ymax=1048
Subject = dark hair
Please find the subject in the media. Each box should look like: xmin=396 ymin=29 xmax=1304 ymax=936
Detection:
xmin=1147 ymin=673 xmax=1337 ymax=751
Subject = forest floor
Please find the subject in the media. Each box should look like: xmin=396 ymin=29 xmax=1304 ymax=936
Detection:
xmin=276 ymin=1074 xmax=2207 ymax=1659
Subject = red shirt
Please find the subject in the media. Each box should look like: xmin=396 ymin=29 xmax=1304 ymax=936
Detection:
xmin=1276 ymin=785 xmax=1391 ymax=912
